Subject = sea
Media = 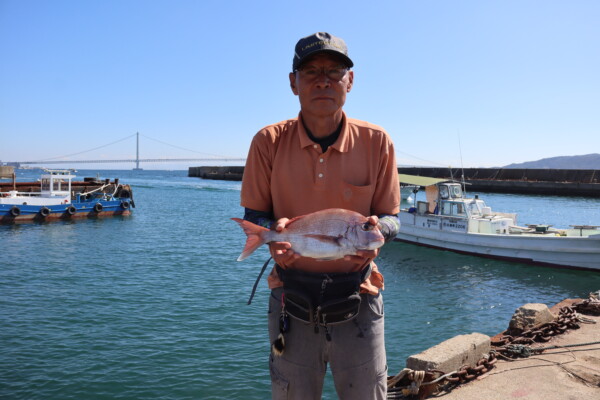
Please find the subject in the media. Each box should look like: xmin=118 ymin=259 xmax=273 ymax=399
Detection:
xmin=2 ymin=169 xmax=600 ymax=400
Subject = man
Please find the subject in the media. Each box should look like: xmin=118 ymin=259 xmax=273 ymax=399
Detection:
xmin=240 ymin=32 xmax=400 ymax=399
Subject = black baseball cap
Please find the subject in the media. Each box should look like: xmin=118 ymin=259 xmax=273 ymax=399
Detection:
xmin=293 ymin=32 xmax=354 ymax=71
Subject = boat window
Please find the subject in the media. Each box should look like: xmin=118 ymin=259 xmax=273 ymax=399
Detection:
xmin=439 ymin=185 xmax=449 ymax=199
xmin=468 ymin=202 xmax=481 ymax=215
xmin=41 ymin=178 xmax=50 ymax=192
xmin=441 ymin=201 xmax=467 ymax=216
xmin=451 ymin=185 xmax=462 ymax=198
xmin=53 ymin=179 xmax=66 ymax=191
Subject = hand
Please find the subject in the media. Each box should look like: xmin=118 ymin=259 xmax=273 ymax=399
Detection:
xmin=269 ymin=217 xmax=300 ymax=266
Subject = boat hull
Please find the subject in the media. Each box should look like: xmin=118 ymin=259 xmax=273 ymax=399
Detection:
xmin=396 ymin=215 xmax=600 ymax=270
xmin=0 ymin=200 xmax=132 ymax=224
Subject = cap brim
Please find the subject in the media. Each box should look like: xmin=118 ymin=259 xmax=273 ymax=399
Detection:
xmin=294 ymin=49 xmax=353 ymax=70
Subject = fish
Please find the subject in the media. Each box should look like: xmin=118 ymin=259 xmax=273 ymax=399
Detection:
xmin=231 ymin=208 xmax=385 ymax=261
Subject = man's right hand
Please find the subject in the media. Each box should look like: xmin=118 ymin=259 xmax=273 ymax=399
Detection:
xmin=269 ymin=217 xmax=300 ymax=266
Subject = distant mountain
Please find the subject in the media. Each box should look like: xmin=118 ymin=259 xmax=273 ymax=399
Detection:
xmin=504 ymin=154 xmax=600 ymax=169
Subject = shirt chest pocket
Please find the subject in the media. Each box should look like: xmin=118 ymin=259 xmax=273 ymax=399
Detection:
xmin=340 ymin=180 xmax=375 ymax=215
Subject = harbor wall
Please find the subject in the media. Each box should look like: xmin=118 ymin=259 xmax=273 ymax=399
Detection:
xmin=189 ymin=166 xmax=600 ymax=197
xmin=398 ymin=167 xmax=600 ymax=197
xmin=188 ymin=166 xmax=244 ymax=181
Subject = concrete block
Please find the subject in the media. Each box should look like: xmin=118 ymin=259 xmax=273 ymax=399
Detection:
xmin=508 ymin=303 xmax=555 ymax=333
xmin=406 ymin=333 xmax=490 ymax=373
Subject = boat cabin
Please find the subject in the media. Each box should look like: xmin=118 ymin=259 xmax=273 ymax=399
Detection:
xmin=405 ymin=180 xmax=517 ymax=235
xmin=437 ymin=183 xmax=467 ymax=216
xmin=40 ymin=170 xmax=75 ymax=198
xmin=0 ymin=169 xmax=74 ymax=206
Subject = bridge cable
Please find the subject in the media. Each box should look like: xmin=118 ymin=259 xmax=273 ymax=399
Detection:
xmin=139 ymin=133 xmax=236 ymax=159
xmin=31 ymin=133 xmax=137 ymax=162
xmin=396 ymin=149 xmax=448 ymax=167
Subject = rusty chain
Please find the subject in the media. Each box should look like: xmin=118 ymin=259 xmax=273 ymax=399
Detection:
xmin=441 ymin=352 xmax=498 ymax=384
xmin=491 ymin=300 xmax=597 ymax=358
xmin=387 ymin=352 xmax=498 ymax=399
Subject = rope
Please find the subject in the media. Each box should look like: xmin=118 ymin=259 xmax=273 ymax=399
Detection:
xmin=79 ymin=183 xmax=110 ymax=197
xmin=387 ymin=368 xmax=427 ymax=398
xmin=537 ymin=340 xmax=600 ymax=352
xmin=408 ymin=370 xmax=425 ymax=395
xmin=502 ymin=340 xmax=600 ymax=358
xmin=111 ymin=183 xmax=121 ymax=197
xmin=421 ymin=370 xmax=458 ymax=386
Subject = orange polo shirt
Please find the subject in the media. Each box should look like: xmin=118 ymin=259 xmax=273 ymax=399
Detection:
xmin=240 ymin=112 xmax=400 ymax=294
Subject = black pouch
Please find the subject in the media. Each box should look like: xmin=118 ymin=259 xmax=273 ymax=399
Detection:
xmin=276 ymin=264 xmax=370 ymax=326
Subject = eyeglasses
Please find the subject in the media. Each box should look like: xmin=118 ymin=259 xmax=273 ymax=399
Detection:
xmin=296 ymin=65 xmax=349 ymax=81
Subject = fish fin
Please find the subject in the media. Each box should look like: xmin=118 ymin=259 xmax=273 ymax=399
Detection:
xmin=304 ymin=234 xmax=343 ymax=246
xmin=231 ymin=218 xmax=270 ymax=261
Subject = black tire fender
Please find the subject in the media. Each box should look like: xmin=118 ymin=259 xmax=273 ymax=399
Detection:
xmin=94 ymin=203 xmax=103 ymax=213
xmin=10 ymin=206 xmax=21 ymax=217
xmin=66 ymin=205 xmax=77 ymax=215
xmin=39 ymin=207 xmax=51 ymax=217
xmin=120 ymin=201 xmax=130 ymax=209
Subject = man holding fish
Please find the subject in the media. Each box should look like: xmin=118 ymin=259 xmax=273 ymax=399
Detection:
xmin=236 ymin=32 xmax=400 ymax=399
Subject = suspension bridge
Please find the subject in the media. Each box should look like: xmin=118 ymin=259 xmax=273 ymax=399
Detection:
xmin=3 ymin=133 xmax=246 ymax=169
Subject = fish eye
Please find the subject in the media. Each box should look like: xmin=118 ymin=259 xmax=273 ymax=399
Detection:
xmin=361 ymin=222 xmax=372 ymax=231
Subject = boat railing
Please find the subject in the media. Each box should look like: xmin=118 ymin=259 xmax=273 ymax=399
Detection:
xmin=3 ymin=191 xmax=43 ymax=197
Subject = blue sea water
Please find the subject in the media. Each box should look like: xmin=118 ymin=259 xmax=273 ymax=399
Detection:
xmin=1 ymin=169 xmax=600 ymax=400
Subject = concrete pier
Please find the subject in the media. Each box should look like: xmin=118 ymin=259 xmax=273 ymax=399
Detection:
xmin=189 ymin=166 xmax=600 ymax=196
xmin=413 ymin=297 xmax=600 ymax=400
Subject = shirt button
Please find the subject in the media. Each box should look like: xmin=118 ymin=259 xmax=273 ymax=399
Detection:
xmin=319 ymin=158 xmax=324 ymax=163
xmin=318 ymin=173 xmax=323 ymax=178
xmin=313 ymin=144 xmax=318 ymax=149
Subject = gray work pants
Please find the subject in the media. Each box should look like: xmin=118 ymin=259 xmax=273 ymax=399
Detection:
xmin=268 ymin=287 xmax=387 ymax=399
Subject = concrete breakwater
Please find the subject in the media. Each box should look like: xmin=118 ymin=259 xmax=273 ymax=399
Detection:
xmin=399 ymin=167 xmax=600 ymax=197
xmin=188 ymin=166 xmax=244 ymax=181
xmin=189 ymin=166 xmax=600 ymax=197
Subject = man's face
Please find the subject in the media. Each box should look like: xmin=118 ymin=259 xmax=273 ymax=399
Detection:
xmin=289 ymin=53 xmax=354 ymax=119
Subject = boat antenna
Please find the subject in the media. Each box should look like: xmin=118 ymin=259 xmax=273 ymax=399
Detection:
xmin=458 ymin=130 xmax=466 ymax=194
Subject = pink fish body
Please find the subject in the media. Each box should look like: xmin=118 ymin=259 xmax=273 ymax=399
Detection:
xmin=232 ymin=208 xmax=385 ymax=261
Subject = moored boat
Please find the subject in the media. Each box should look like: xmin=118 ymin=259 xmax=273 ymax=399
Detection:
xmin=395 ymin=177 xmax=600 ymax=270
xmin=0 ymin=168 xmax=134 ymax=224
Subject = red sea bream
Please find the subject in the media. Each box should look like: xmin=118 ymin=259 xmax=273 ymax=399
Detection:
xmin=232 ymin=208 xmax=385 ymax=261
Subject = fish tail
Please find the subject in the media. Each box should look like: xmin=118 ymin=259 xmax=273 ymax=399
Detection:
xmin=231 ymin=218 xmax=270 ymax=261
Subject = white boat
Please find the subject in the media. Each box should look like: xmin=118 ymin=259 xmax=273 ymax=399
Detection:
xmin=395 ymin=176 xmax=600 ymax=270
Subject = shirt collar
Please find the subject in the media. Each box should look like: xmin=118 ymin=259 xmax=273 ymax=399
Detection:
xmin=297 ymin=111 xmax=349 ymax=153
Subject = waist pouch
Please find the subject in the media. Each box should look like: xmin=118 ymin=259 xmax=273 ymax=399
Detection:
xmin=276 ymin=264 xmax=371 ymax=326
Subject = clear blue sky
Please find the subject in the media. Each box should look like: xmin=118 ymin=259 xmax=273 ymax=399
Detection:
xmin=1 ymin=0 xmax=598 ymax=170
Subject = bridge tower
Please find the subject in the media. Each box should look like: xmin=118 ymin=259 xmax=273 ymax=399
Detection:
xmin=133 ymin=132 xmax=143 ymax=170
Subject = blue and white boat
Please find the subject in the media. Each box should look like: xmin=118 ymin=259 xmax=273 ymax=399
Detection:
xmin=0 ymin=169 xmax=134 ymax=223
